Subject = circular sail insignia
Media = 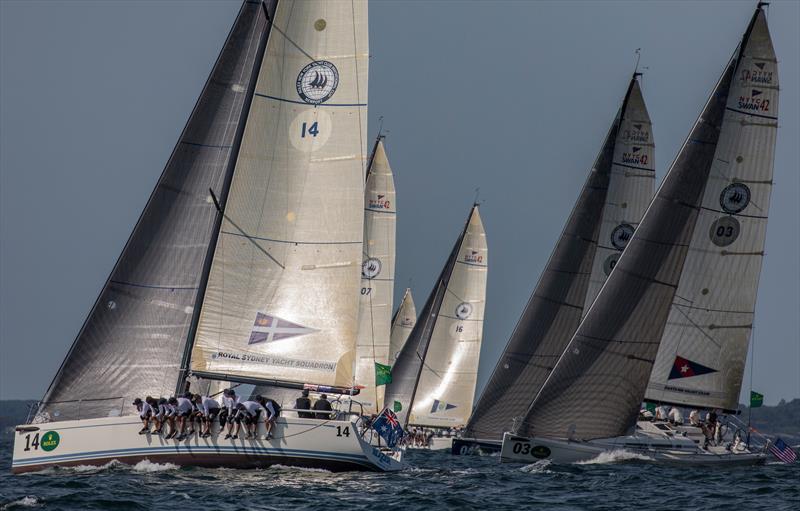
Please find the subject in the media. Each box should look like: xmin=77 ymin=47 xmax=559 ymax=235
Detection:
xmin=361 ymin=258 xmax=382 ymax=279
xmin=455 ymin=302 xmax=473 ymax=320
xmin=719 ymin=183 xmax=751 ymax=214
xmin=709 ymin=216 xmax=741 ymax=247
xmin=610 ymin=223 xmax=635 ymax=250
xmin=603 ymin=253 xmax=621 ymax=276
xmin=296 ymin=61 xmax=339 ymax=105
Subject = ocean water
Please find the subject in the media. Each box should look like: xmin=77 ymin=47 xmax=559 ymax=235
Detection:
xmin=1 ymin=437 xmax=798 ymax=510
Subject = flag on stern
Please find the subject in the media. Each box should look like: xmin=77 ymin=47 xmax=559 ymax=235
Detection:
xmin=372 ymin=408 xmax=405 ymax=448
xmin=768 ymin=438 xmax=797 ymax=464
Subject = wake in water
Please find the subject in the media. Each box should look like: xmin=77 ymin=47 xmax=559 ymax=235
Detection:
xmin=1 ymin=496 xmax=40 ymax=510
xmin=519 ymin=460 xmax=553 ymax=473
xmin=575 ymin=449 xmax=653 ymax=465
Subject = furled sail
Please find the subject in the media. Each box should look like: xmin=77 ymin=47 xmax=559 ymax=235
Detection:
xmin=36 ymin=1 xmax=274 ymax=422
xmin=518 ymin=6 xmax=774 ymax=441
xmin=464 ymin=75 xmax=654 ymax=440
xmin=189 ymin=0 xmax=369 ymax=389
xmin=389 ymin=288 xmax=416 ymax=364
xmin=383 ymin=206 xmax=487 ymax=427
xmin=354 ymin=137 xmax=397 ymax=412
xmin=645 ymin=8 xmax=778 ymax=412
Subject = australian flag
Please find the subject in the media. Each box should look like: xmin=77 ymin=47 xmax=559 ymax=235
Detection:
xmin=372 ymin=408 xmax=405 ymax=448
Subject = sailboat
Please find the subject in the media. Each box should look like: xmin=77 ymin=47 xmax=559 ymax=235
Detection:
xmin=454 ymin=73 xmax=655 ymax=455
xmin=383 ymin=205 xmax=488 ymax=450
xmin=12 ymin=0 xmax=403 ymax=473
xmin=352 ymin=135 xmax=397 ymax=414
xmin=389 ymin=288 xmax=417 ymax=364
xmin=500 ymin=3 xmax=778 ymax=465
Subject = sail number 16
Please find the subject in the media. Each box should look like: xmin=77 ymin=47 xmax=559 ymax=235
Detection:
xmin=301 ymin=122 xmax=319 ymax=138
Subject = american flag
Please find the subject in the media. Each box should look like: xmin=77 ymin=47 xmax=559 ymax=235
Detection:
xmin=768 ymin=438 xmax=797 ymax=464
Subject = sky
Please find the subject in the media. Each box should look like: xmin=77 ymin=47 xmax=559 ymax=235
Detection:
xmin=1 ymin=0 xmax=798 ymax=406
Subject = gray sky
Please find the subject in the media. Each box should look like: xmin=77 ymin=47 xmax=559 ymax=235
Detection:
xmin=1 ymin=0 xmax=798 ymax=405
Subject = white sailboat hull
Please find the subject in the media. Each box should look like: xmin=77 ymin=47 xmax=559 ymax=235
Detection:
xmin=500 ymin=432 xmax=766 ymax=466
xmin=11 ymin=415 xmax=403 ymax=474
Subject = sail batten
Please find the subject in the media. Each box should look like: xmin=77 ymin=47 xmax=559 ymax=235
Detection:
xmin=464 ymin=75 xmax=654 ymax=440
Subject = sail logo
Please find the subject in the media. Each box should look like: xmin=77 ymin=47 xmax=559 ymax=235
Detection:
xmin=455 ymin=302 xmax=473 ymax=320
xmin=430 ymin=399 xmax=457 ymax=414
xmin=400 ymin=316 xmax=414 ymax=328
xmin=248 ymin=312 xmax=316 ymax=345
xmin=622 ymin=124 xmax=649 ymax=143
xmin=368 ymin=194 xmax=391 ymax=210
xmin=668 ymin=356 xmax=717 ymax=380
xmin=719 ymin=183 xmax=751 ymax=214
xmin=737 ymin=90 xmax=770 ymax=112
xmin=362 ymin=258 xmax=382 ymax=279
xmin=464 ymin=250 xmax=483 ymax=264
xmin=621 ymin=147 xmax=648 ymax=165
xmin=296 ymin=61 xmax=339 ymax=105
xmin=610 ymin=223 xmax=635 ymax=250
xmin=740 ymin=66 xmax=773 ymax=85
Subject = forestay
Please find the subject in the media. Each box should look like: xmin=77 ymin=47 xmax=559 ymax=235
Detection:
xmin=645 ymin=8 xmax=778 ymax=412
xmin=389 ymin=289 xmax=417 ymax=365
xmin=354 ymin=138 xmax=397 ymax=412
xmin=36 ymin=1 xmax=273 ymax=421
xmin=190 ymin=0 xmax=369 ymax=389
xmin=464 ymin=75 xmax=654 ymax=440
xmin=519 ymin=7 xmax=773 ymax=441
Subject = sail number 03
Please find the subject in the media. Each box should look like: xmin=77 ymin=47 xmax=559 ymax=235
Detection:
xmin=301 ymin=121 xmax=319 ymax=138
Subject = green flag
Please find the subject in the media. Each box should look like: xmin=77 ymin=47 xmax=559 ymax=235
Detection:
xmin=645 ymin=402 xmax=656 ymax=414
xmin=393 ymin=400 xmax=402 ymax=413
xmin=375 ymin=362 xmax=392 ymax=386
xmin=750 ymin=391 xmax=764 ymax=408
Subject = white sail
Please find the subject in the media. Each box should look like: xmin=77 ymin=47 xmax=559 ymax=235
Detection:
xmin=354 ymin=139 xmax=396 ymax=411
xmin=190 ymin=0 xmax=369 ymax=388
xmin=583 ymin=79 xmax=655 ymax=309
xmin=645 ymin=9 xmax=778 ymax=411
xmin=409 ymin=208 xmax=488 ymax=428
xmin=389 ymin=288 xmax=416 ymax=364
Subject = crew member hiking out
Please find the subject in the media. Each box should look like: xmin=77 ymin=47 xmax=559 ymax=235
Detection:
xmin=133 ymin=397 xmax=153 ymax=434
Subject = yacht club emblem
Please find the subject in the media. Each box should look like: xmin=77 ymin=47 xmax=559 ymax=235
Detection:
xmin=455 ymin=302 xmax=473 ymax=319
xmin=610 ymin=223 xmax=635 ymax=250
xmin=248 ymin=312 xmax=316 ymax=345
xmin=719 ymin=183 xmax=751 ymax=214
xmin=362 ymin=258 xmax=382 ymax=279
xmin=296 ymin=60 xmax=339 ymax=105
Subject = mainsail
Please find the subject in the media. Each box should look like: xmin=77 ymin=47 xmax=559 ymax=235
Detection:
xmin=354 ymin=137 xmax=397 ymax=411
xmin=36 ymin=1 xmax=274 ymax=421
xmin=389 ymin=288 xmax=416 ymax=364
xmin=518 ymin=6 xmax=775 ymax=441
xmin=645 ymin=8 xmax=778 ymax=412
xmin=383 ymin=206 xmax=487 ymax=427
xmin=189 ymin=0 xmax=369 ymax=390
xmin=464 ymin=75 xmax=654 ymax=440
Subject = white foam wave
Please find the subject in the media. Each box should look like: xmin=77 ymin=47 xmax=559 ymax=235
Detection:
xmin=131 ymin=460 xmax=179 ymax=473
xmin=519 ymin=460 xmax=553 ymax=473
xmin=575 ymin=449 xmax=653 ymax=465
xmin=268 ymin=464 xmax=331 ymax=474
xmin=1 ymin=496 xmax=40 ymax=509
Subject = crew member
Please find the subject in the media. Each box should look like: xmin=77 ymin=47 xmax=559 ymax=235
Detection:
xmin=133 ymin=397 xmax=153 ymax=434
xmin=194 ymin=394 xmax=221 ymax=438
xmin=174 ymin=394 xmax=195 ymax=441
xmin=220 ymin=388 xmax=240 ymax=439
xmin=313 ymin=394 xmax=333 ymax=420
xmin=295 ymin=389 xmax=313 ymax=418
xmin=234 ymin=400 xmax=266 ymax=439
xmin=689 ymin=409 xmax=701 ymax=426
xmin=668 ymin=407 xmax=684 ymax=425
xmin=256 ymin=395 xmax=280 ymax=440
xmin=164 ymin=397 xmax=179 ymax=439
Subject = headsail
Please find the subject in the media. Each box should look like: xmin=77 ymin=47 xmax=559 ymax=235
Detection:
xmin=389 ymin=288 xmax=416 ymax=365
xmin=464 ymin=75 xmax=654 ymax=440
xmin=383 ymin=206 xmax=487 ymax=427
xmin=37 ymin=1 xmax=274 ymax=421
xmin=645 ymin=7 xmax=778 ymax=412
xmin=354 ymin=137 xmax=397 ymax=411
xmin=189 ymin=0 xmax=369 ymax=390
xmin=518 ymin=6 xmax=775 ymax=441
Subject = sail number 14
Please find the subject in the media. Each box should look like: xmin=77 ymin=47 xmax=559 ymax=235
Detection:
xmin=301 ymin=122 xmax=319 ymax=138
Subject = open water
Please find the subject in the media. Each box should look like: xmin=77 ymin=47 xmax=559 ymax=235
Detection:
xmin=0 ymin=436 xmax=798 ymax=511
